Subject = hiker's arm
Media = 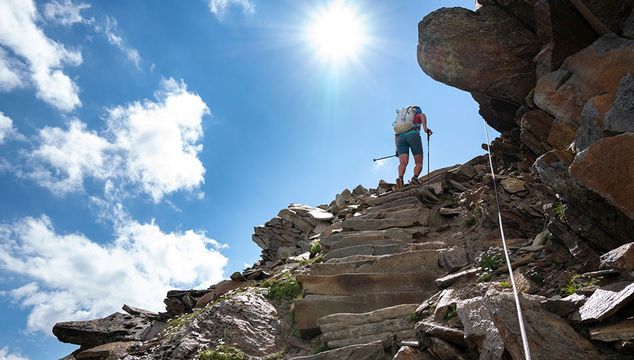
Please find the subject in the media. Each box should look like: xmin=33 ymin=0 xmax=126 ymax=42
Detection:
xmin=421 ymin=113 xmax=433 ymax=135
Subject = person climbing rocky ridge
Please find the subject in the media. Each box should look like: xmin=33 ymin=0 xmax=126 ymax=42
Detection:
xmin=53 ymin=1 xmax=634 ymax=359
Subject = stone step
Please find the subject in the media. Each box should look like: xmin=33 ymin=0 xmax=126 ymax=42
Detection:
xmin=324 ymin=243 xmax=412 ymax=261
xmin=295 ymin=292 xmax=433 ymax=332
xmin=364 ymin=186 xmax=439 ymax=208
xmin=318 ymin=304 xmax=418 ymax=329
xmin=341 ymin=208 xmax=440 ymax=231
xmin=327 ymin=329 xmax=416 ymax=350
xmin=310 ymin=250 xmax=441 ymax=276
xmin=318 ymin=304 xmax=419 ymax=349
xmin=288 ymin=340 xmax=385 ymax=360
xmin=363 ymin=197 xmax=425 ymax=214
xmin=298 ymin=272 xmax=438 ymax=296
xmin=322 ymin=227 xmax=428 ymax=250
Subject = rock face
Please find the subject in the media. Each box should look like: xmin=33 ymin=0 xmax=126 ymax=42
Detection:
xmin=252 ymin=204 xmax=334 ymax=265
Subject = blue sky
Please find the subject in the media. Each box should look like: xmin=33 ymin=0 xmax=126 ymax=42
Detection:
xmin=0 ymin=0 xmax=484 ymax=358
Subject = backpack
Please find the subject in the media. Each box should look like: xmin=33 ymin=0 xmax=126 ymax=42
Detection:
xmin=393 ymin=105 xmax=421 ymax=134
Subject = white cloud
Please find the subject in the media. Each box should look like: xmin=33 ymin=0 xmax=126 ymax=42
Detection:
xmin=0 ymin=0 xmax=82 ymax=111
xmin=0 ymin=347 xmax=29 ymax=360
xmin=0 ymin=215 xmax=227 ymax=334
xmin=30 ymin=119 xmax=113 ymax=193
xmin=43 ymin=0 xmax=91 ymax=27
xmin=209 ymin=0 xmax=255 ymax=20
xmin=98 ymin=16 xmax=141 ymax=68
xmin=29 ymin=79 xmax=209 ymax=201
xmin=0 ymin=48 xmax=25 ymax=92
xmin=0 ymin=112 xmax=16 ymax=144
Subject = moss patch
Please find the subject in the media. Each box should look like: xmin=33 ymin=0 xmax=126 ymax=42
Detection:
xmin=199 ymin=345 xmax=245 ymax=360
xmin=263 ymin=277 xmax=302 ymax=301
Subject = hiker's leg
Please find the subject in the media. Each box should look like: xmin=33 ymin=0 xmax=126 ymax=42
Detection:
xmin=413 ymin=154 xmax=423 ymax=177
xmin=410 ymin=133 xmax=424 ymax=177
xmin=398 ymin=153 xmax=409 ymax=178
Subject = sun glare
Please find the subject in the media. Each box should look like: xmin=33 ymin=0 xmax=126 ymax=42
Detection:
xmin=307 ymin=1 xmax=368 ymax=64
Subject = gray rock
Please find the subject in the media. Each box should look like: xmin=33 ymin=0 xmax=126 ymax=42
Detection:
xmin=590 ymin=319 xmax=634 ymax=342
xmin=601 ymin=242 xmax=634 ymax=273
xmin=416 ymin=321 xmax=466 ymax=347
xmin=456 ymin=296 xmax=504 ymax=360
xmin=353 ymin=185 xmax=368 ymax=196
xmin=605 ymin=73 xmax=634 ymax=134
xmin=438 ymin=247 xmax=469 ymax=273
xmin=433 ymin=289 xmax=460 ymax=322
xmin=484 ymin=290 xmax=605 ymax=360
xmin=448 ymin=164 xmax=477 ymax=182
xmin=427 ymin=337 xmax=466 ymax=360
xmin=573 ymin=283 xmax=634 ymax=323
xmin=542 ymin=294 xmax=586 ymax=317
xmin=500 ymin=177 xmax=527 ymax=194
xmin=435 ymin=268 xmax=479 ymax=288
xmin=53 ymin=312 xmax=152 ymax=347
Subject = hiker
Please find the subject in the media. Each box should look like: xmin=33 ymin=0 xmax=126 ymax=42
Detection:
xmin=393 ymin=105 xmax=433 ymax=189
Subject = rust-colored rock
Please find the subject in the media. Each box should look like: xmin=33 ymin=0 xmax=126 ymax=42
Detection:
xmin=533 ymin=0 xmax=597 ymax=77
xmin=570 ymin=133 xmax=634 ymax=219
xmin=534 ymin=34 xmax=634 ymax=131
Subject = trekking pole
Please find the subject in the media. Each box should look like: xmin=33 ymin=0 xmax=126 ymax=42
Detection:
xmin=372 ymin=154 xmax=397 ymax=162
xmin=426 ymin=133 xmax=430 ymax=186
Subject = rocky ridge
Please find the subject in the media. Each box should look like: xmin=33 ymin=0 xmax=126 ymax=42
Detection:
xmin=53 ymin=1 xmax=634 ymax=359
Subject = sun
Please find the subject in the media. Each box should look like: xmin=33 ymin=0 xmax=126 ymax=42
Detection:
xmin=306 ymin=1 xmax=368 ymax=64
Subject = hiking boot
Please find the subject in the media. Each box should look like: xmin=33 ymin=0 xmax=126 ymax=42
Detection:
xmin=410 ymin=176 xmax=421 ymax=186
xmin=396 ymin=177 xmax=404 ymax=190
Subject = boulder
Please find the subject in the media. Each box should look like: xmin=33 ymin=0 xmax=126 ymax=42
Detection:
xmin=53 ymin=313 xmax=152 ymax=347
xmin=483 ymin=290 xmax=605 ymax=360
xmin=437 ymin=247 xmax=469 ymax=273
xmin=590 ymin=319 xmax=634 ymax=342
xmin=456 ymin=296 xmax=504 ymax=360
xmin=600 ymin=242 xmax=634 ymax=273
xmin=573 ymin=283 xmax=634 ymax=322
xmin=500 ymin=177 xmax=527 ymax=195
xmin=417 ymin=6 xmax=538 ymax=117
xmin=570 ymin=133 xmax=634 ymax=220
xmin=542 ymin=294 xmax=586 ymax=317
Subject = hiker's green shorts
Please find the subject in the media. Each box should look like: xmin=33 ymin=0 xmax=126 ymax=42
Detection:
xmin=396 ymin=130 xmax=423 ymax=156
